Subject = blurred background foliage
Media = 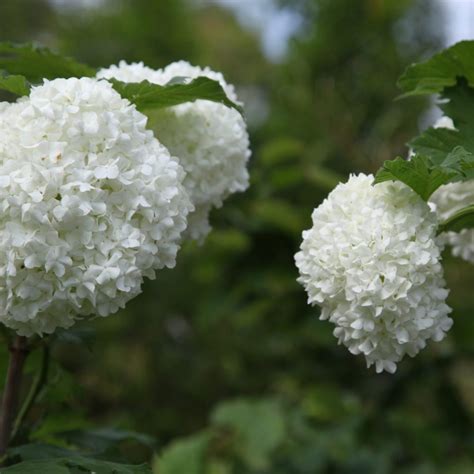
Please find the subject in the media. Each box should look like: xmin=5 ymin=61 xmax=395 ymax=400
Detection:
xmin=1 ymin=0 xmax=473 ymax=472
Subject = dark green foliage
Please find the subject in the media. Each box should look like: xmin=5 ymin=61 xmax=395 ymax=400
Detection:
xmin=0 ymin=42 xmax=95 ymax=82
xmin=58 ymin=0 xmax=198 ymax=69
xmin=1 ymin=456 xmax=151 ymax=473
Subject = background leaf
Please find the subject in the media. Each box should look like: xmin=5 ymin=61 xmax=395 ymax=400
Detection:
xmin=154 ymin=432 xmax=211 ymax=474
xmin=8 ymin=443 xmax=81 ymax=461
xmin=57 ymin=428 xmax=156 ymax=454
xmin=0 ymin=456 xmax=151 ymax=474
xmin=0 ymin=42 xmax=95 ymax=82
xmin=210 ymin=399 xmax=286 ymax=470
xmin=53 ymin=327 xmax=96 ymax=352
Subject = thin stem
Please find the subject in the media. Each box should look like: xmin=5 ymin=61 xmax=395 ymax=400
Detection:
xmin=0 ymin=336 xmax=29 ymax=457
xmin=11 ymin=344 xmax=50 ymax=443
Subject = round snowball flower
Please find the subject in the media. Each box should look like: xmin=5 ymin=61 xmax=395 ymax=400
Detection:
xmin=295 ymin=174 xmax=452 ymax=373
xmin=427 ymin=116 xmax=474 ymax=263
xmin=0 ymin=77 xmax=193 ymax=336
xmin=97 ymin=61 xmax=251 ymax=242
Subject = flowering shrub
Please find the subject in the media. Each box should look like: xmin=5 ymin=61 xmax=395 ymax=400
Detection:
xmin=0 ymin=37 xmax=471 ymax=473
xmin=0 ymin=42 xmax=248 ymax=337
xmin=0 ymin=42 xmax=249 ymax=472
xmin=295 ymin=41 xmax=474 ymax=373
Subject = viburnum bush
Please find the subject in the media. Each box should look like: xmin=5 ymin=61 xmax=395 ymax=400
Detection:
xmin=296 ymin=41 xmax=474 ymax=374
xmin=0 ymin=39 xmax=471 ymax=473
xmin=0 ymin=43 xmax=250 ymax=472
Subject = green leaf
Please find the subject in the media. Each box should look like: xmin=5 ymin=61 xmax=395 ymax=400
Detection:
xmin=0 ymin=457 xmax=151 ymax=474
xmin=0 ymin=42 xmax=95 ymax=83
xmin=53 ymin=326 xmax=96 ymax=351
xmin=0 ymin=70 xmax=30 ymax=96
xmin=0 ymin=460 xmax=70 ymax=474
xmin=8 ymin=443 xmax=81 ymax=461
xmin=410 ymin=81 xmax=474 ymax=171
xmin=253 ymin=199 xmax=306 ymax=235
xmin=210 ymin=399 xmax=286 ymax=470
xmin=438 ymin=205 xmax=474 ymax=234
xmin=374 ymin=148 xmax=473 ymax=201
xmin=57 ymin=428 xmax=156 ymax=454
xmin=154 ymin=432 xmax=211 ymax=474
xmin=109 ymin=78 xmax=243 ymax=114
xmin=397 ymin=40 xmax=474 ymax=97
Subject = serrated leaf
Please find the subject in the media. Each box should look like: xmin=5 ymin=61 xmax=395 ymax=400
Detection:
xmin=374 ymin=149 xmax=473 ymax=201
xmin=438 ymin=205 xmax=474 ymax=234
xmin=0 ymin=71 xmax=30 ymax=96
xmin=210 ymin=399 xmax=286 ymax=470
xmin=0 ymin=457 xmax=151 ymax=474
xmin=109 ymin=78 xmax=242 ymax=114
xmin=0 ymin=42 xmax=95 ymax=83
xmin=410 ymin=81 xmax=474 ymax=171
xmin=154 ymin=432 xmax=211 ymax=474
xmin=397 ymin=40 xmax=474 ymax=97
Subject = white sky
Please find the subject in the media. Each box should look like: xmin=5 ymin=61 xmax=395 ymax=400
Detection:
xmin=441 ymin=0 xmax=474 ymax=45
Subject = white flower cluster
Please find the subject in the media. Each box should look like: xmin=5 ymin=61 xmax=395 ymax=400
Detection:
xmin=295 ymin=174 xmax=453 ymax=373
xmin=0 ymin=78 xmax=192 ymax=336
xmin=97 ymin=61 xmax=251 ymax=241
xmin=428 ymin=116 xmax=474 ymax=263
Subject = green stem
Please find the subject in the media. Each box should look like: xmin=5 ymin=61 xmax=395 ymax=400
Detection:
xmin=11 ymin=344 xmax=50 ymax=443
xmin=0 ymin=336 xmax=29 ymax=458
